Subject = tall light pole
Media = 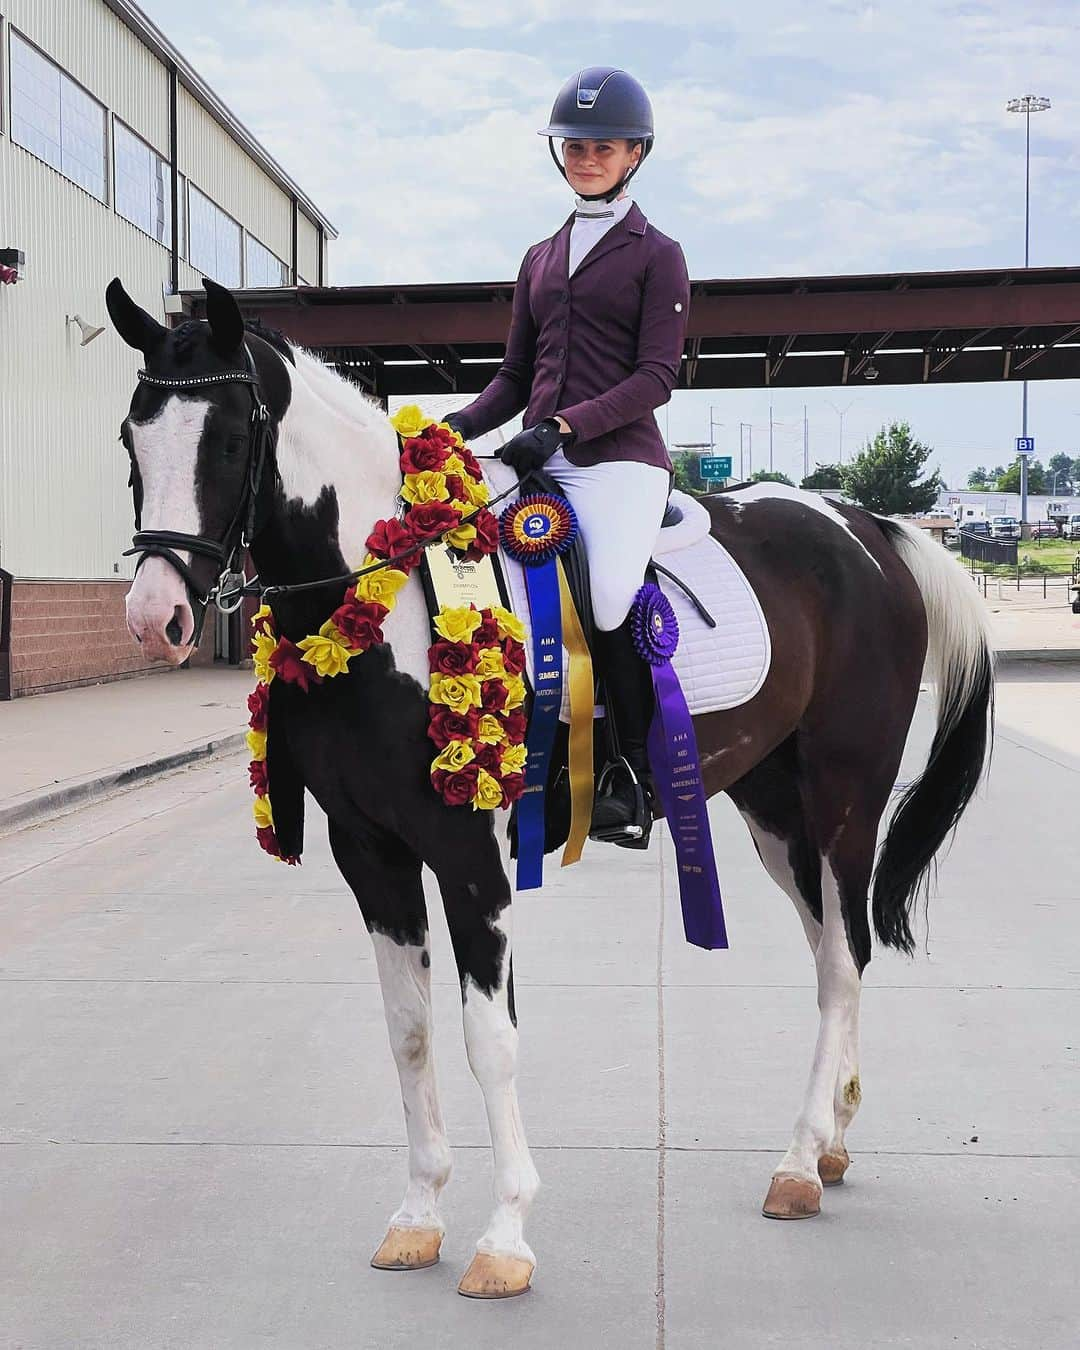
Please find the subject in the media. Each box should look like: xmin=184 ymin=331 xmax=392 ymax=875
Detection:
xmin=1007 ymin=94 xmax=1051 ymax=534
xmin=826 ymin=399 xmax=859 ymax=465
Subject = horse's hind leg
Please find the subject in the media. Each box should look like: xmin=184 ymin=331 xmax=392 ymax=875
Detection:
xmin=436 ymin=830 xmax=539 ymax=1299
xmin=328 ymin=821 xmax=452 ymax=1271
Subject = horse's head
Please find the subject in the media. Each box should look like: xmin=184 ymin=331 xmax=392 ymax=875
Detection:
xmin=105 ymin=277 xmax=287 ymax=665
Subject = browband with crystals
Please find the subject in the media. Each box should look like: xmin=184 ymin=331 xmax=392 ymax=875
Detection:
xmin=137 ymin=369 xmax=258 ymax=389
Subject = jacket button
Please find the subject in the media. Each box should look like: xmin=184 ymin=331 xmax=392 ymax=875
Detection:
xmin=558 ymin=318 xmax=567 ymax=330
xmin=557 ymin=348 xmax=566 ymax=359
xmin=560 ymin=290 xmax=569 ymax=303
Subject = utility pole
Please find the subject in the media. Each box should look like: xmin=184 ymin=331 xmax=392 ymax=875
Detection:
xmin=803 ymin=404 xmax=809 ymax=482
xmin=826 ymin=399 xmax=859 ymax=465
xmin=769 ymin=402 xmax=774 ymax=472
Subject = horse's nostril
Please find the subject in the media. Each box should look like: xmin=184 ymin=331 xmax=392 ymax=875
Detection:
xmin=165 ymin=608 xmax=185 ymax=646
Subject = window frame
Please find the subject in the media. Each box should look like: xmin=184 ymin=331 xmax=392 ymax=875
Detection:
xmin=187 ymin=181 xmax=243 ymax=288
xmin=244 ymin=230 xmax=289 ymax=288
xmin=112 ymin=114 xmax=174 ymax=250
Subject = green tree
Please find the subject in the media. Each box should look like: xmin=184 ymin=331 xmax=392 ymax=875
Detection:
xmin=1047 ymin=452 xmax=1075 ymax=495
xmin=672 ymin=451 xmax=706 ymax=495
xmin=840 ymin=421 xmax=943 ymax=514
xmin=996 ymin=458 xmax=1047 ymax=494
xmin=801 ymin=463 xmax=843 ymax=490
xmin=750 ymin=469 xmax=795 ymax=486
xmin=966 ymin=466 xmax=991 ymax=490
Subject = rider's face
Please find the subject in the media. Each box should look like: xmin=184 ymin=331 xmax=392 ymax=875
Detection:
xmin=561 ymin=138 xmax=641 ymax=197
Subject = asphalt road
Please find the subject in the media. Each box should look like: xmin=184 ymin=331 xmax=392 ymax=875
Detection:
xmin=1 ymin=670 xmax=1077 ymax=1348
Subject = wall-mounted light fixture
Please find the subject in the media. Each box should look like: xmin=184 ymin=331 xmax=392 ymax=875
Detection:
xmin=66 ymin=313 xmax=106 ymax=346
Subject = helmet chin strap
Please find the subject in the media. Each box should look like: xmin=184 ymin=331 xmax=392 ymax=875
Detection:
xmin=547 ymin=139 xmax=646 ymax=204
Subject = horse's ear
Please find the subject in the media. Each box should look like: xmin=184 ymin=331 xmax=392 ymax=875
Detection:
xmin=105 ymin=278 xmax=168 ymax=353
xmin=203 ymin=276 xmax=244 ymax=356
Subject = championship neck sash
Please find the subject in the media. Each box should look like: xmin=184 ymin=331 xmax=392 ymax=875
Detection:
xmin=631 ymin=582 xmax=728 ymax=950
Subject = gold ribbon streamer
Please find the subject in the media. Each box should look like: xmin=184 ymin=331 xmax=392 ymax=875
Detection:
xmin=556 ymin=556 xmax=593 ymax=867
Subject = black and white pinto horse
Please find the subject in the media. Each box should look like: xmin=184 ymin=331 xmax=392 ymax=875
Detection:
xmin=106 ymin=278 xmax=994 ymax=1298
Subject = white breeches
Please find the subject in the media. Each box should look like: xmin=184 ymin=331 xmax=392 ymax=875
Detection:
xmin=544 ymin=449 xmax=670 ymax=631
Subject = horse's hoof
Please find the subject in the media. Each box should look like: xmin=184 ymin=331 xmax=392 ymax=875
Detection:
xmin=457 ymin=1252 xmax=534 ymax=1299
xmin=818 ymin=1149 xmax=850 ymax=1186
xmin=762 ymin=1176 xmax=821 ymax=1219
xmin=370 ymin=1226 xmax=443 ymax=1270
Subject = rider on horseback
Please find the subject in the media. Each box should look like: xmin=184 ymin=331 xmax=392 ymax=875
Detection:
xmin=445 ymin=67 xmax=691 ymax=846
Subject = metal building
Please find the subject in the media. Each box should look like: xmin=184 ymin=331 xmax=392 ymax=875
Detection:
xmin=0 ymin=0 xmax=336 ymax=695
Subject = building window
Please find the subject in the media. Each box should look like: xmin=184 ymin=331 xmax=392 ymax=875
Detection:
xmin=114 ymin=120 xmax=173 ymax=247
xmin=188 ymin=184 xmax=241 ymax=286
xmin=9 ymin=30 xmax=107 ymax=201
xmin=244 ymin=234 xmax=289 ymax=288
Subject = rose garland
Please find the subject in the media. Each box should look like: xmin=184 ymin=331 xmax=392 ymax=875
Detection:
xmin=245 ymin=407 xmax=526 ymax=860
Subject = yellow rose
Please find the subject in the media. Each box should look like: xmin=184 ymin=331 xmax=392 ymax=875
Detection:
xmin=437 ymin=421 xmax=465 ymax=446
xmin=250 ymin=603 xmax=273 ymax=633
xmin=444 ymin=520 xmax=477 ymax=551
xmin=297 ymin=625 xmax=354 ymax=678
xmin=433 ymin=606 xmax=483 ymax=644
xmin=401 ymin=470 xmax=449 ymax=505
xmin=500 ymin=742 xmax=528 ymax=776
xmin=252 ymin=794 xmax=274 ymax=828
xmin=432 ymin=740 xmax=476 ymax=773
xmin=429 ymin=672 xmax=482 ymax=712
xmin=246 ymin=728 xmax=267 ymax=760
xmin=502 ymin=674 xmax=526 ymax=711
xmin=463 ymin=477 xmax=490 ymax=507
xmin=475 ymin=648 xmax=506 ymax=681
xmin=477 ymin=714 xmax=507 ymax=745
xmin=251 ymin=631 xmax=277 ymax=684
xmin=390 ymin=404 xmax=432 ymax=438
xmin=490 ymin=605 xmax=525 ymax=642
xmin=443 ymin=453 xmax=465 ymax=475
xmin=472 ymin=769 xmax=504 ymax=811
xmin=355 ymin=555 xmax=410 ymax=607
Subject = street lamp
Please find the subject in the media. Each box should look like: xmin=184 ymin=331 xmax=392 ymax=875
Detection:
xmin=826 ymin=399 xmax=859 ymax=465
xmin=1006 ymin=93 xmax=1052 ymax=531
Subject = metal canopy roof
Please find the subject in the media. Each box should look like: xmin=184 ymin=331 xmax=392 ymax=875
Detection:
xmin=180 ymin=263 xmax=1080 ymax=397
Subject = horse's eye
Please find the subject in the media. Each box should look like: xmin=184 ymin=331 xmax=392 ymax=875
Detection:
xmin=224 ymin=434 xmax=248 ymax=457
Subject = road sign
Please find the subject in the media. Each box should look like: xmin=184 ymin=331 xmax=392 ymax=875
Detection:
xmin=1016 ymin=436 xmax=1035 ymax=454
xmin=700 ymin=455 xmax=733 ymax=478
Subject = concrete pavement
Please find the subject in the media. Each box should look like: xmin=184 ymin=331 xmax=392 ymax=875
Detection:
xmin=0 ymin=668 xmax=1076 ymax=1347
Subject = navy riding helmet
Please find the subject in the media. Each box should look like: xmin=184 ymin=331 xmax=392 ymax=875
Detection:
xmin=538 ymin=67 xmax=654 ymax=203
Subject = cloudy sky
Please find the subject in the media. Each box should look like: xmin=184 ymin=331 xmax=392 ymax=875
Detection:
xmin=139 ymin=0 xmax=1080 ymax=489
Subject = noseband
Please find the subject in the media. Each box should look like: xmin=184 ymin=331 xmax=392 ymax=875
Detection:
xmin=123 ymin=342 xmax=273 ymax=645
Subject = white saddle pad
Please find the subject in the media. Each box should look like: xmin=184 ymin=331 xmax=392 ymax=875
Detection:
xmin=485 ymin=466 xmax=772 ymax=718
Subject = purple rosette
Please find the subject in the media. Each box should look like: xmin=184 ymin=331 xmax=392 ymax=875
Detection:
xmin=630 ymin=582 xmax=679 ymax=666
xmin=630 ymin=581 xmax=727 ymax=951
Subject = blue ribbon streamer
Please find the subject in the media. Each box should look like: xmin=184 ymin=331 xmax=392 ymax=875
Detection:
xmin=516 ymin=559 xmax=563 ymax=890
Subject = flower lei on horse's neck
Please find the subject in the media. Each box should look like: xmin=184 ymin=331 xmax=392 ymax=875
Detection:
xmin=246 ymin=406 xmax=528 ymax=860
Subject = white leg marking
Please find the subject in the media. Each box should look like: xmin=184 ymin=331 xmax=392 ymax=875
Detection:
xmin=370 ymin=931 xmax=452 ymax=1232
xmin=774 ymin=856 xmax=862 ymax=1188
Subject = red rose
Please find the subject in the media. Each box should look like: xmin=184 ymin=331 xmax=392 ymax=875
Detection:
xmin=432 ymin=763 xmax=480 ymax=807
xmin=428 ymin=707 xmax=479 ymax=748
xmin=500 ymin=773 xmax=526 ymax=805
xmin=247 ymin=682 xmax=270 ymax=731
xmin=445 ymin=474 xmax=465 ymax=502
xmin=428 ymin=639 xmax=479 ymax=675
xmin=331 ymin=598 xmax=388 ymax=650
xmin=269 ymin=637 xmax=321 ymax=691
xmin=366 ymin=517 xmax=421 ymax=570
xmin=400 ymin=435 xmax=450 ymax=475
xmin=481 ymin=678 xmax=508 ymax=713
xmin=249 ymin=759 xmax=269 ymax=795
xmin=422 ymin=424 xmax=458 ymax=451
xmin=500 ymin=637 xmax=527 ymax=675
xmin=474 ymin=612 xmax=501 ymax=645
xmin=465 ymin=511 xmax=500 ymax=561
xmin=256 ymin=824 xmax=281 ymax=857
xmin=408 ymin=501 xmax=462 ymax=545
xmin=456 ymin=446 xmax=483 ymax=478
xmin=473 ymin=742 xmax=501 ymax=773
xmin=500 ymin=708 xmax=528 ymax=741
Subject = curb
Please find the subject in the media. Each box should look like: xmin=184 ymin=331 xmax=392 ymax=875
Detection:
xmin=0 ymin=731 xmax=247 ymax=836
xmin=995 ymin=648 xmax=1080 ymax=664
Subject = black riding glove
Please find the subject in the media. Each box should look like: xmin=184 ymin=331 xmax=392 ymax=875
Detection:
xmin=498 ymin=418 xmax=576 ymax=474
xmin=442 ymin=411 xmax=470 ymax=440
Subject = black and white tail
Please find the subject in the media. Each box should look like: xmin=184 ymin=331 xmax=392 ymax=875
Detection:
xmin=871 ymin=518 xmax=995 ymax=953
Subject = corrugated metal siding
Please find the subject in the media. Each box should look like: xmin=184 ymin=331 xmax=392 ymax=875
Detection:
xmin=178 ymin=89 xmax=292 ymax=265
xmin=297 ymin=212 xmax=320 ymax=286
xmin=5 ymin=0 xmax=169 ymax=155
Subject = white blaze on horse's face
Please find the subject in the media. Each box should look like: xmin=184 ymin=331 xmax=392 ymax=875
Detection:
xmin=124 ymin=396 xmax=210 ymax=664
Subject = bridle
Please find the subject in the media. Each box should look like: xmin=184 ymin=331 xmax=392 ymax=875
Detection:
xmin=124 ymin=340 xmax=274 ymax=645
xmin=123 ymin=340 xmax=522 ymax=646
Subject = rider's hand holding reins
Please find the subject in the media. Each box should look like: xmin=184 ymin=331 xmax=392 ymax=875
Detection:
xmin=497 ymin=418 xmax=576 ymax=473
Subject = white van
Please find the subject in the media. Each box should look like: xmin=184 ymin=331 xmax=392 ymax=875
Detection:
xmin=1063 ymin=515 xmax=1080 ymax=541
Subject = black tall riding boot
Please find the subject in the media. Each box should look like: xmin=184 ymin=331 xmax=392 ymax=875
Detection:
xmin=589 ymin=617 xmax=656 ymax=847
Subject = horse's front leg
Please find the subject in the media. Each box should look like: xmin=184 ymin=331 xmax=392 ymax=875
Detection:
xmin=328 ymin=821 xmax=452 ymax=1271
xmin=436 ymin=828 xmax=539 ymax=1299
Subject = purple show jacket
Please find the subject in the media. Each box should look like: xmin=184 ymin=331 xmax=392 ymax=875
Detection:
xmin=456 ymin=202 xmax=690 ymax=471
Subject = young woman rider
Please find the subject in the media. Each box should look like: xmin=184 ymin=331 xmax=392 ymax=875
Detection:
xmin=445 ymin=67 xmax=691 ymax=845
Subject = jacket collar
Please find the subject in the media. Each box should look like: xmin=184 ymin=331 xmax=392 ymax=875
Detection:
xmin=554 ymin=201 xmax=648 ymax=280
